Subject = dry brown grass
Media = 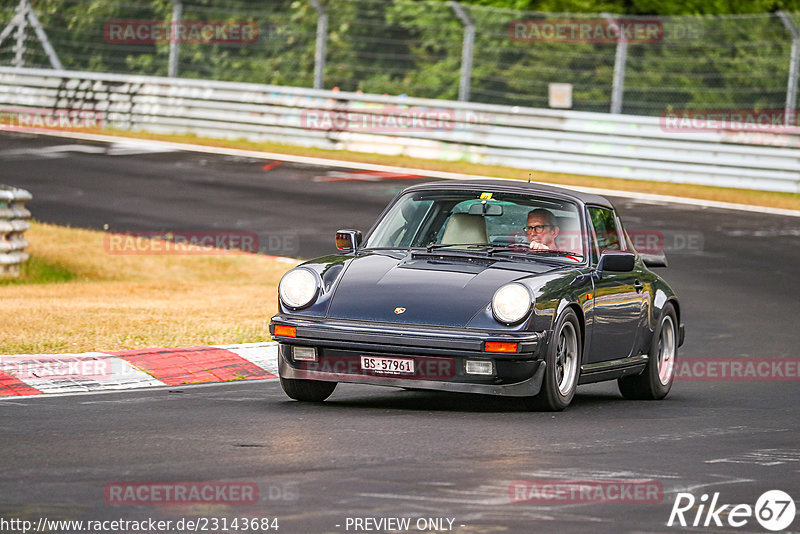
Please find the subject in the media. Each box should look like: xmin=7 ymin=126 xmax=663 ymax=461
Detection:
xmin=0 ymin=223 xmax=298 ymax=354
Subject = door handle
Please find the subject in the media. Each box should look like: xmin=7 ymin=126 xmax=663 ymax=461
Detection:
xmin=634 ymin=280 xmax=644 ymax=293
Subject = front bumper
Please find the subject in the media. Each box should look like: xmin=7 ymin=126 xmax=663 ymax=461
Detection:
xmin=270 ymin=315 xmax=549 ymax=397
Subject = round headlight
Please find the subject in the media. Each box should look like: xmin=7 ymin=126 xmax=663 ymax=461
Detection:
xmin=492 ymin=283 xmax=532 ymax=324
xmin=279 ymin=268 xmax=319 ymax=309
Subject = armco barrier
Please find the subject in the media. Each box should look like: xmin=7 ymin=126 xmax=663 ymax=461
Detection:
xmin=0 ymin=66 xmax=798 ymax=193
xmin=0 ymin=184 xmax=31 ymax=276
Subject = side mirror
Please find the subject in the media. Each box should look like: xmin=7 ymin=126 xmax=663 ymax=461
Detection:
xmin=641 ymin=252 xmax=668 ymax=268
xmin=596 ymin=251 xmax=635 ymax=277
xmin=335 ymin=229 xmax=362 ymax=252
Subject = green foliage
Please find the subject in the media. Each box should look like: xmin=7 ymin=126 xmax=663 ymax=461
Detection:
xmin=1 ymin=0 xmax=797 ymax=115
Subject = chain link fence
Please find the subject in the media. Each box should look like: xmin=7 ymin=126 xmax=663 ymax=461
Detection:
xmin=1 ymin=0 xmax=798 ymax=117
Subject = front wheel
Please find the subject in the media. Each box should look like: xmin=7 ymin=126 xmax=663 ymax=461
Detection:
xmin=280 ymin=377 xmax=337 ymax=402
xmin=523 ymin=308 xmax=582 ymax=411
xmin=618 ymin=303 xmax=677 ymax=400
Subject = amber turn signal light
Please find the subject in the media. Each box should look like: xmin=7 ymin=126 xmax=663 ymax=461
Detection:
xmin=274 ymin=324 xmax=297 ymax=337
xmin=484 ymin=342 xmax=518 ymax=353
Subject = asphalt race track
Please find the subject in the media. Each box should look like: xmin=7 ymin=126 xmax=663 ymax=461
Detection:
xmin=2 ymin=131 xmax=799 ymax=533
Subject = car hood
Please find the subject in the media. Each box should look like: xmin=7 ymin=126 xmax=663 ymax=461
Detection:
xmin=325 ymin=251 xmax=559 ymax=327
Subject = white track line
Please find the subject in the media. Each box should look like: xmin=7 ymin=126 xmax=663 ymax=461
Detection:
xmin=22 ymin=129 xmax=800 ymax=218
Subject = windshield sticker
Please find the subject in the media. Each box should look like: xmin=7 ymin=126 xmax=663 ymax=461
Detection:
xmin=480 ymin=192 xmax=493 ymax=200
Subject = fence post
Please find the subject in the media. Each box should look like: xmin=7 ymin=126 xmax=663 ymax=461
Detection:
xmin=778 ymin=12 xmax=799 ymax=127
xmin=449 ymin=1 xmax=474 ymax=102
xmin=168 ymin=0 xmax=183 ymax=78
xmin=25 ymin=0 xmax=63 ymax=70
xmin=11 ymin=0 xmax=28 ymax=68
xmin=602 ymin=13 xmax=627 ymax=114
xmin=309 ymin=0 xmax=327 ymax=90
xmin=0 ymin=0 xmax=62 ymax=70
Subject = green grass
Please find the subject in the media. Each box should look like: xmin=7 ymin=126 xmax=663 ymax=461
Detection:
xmin=0 ymin=255 xmax=78 ymax=285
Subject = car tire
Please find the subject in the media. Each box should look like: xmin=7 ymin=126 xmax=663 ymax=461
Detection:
xmin=523 ymin=308 xmax=582 ymax=412
xmin=280 ymin=377 xmax=337 ymax=402
xmin=618 ymin=303 xmax=677 ymax=400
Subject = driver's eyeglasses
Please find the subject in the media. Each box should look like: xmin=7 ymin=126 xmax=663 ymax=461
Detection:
xmin=524 ymin=224 xmax=554 ymax=234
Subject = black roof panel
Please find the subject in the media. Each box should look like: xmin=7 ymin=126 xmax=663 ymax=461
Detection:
xmin=402 ymin=178 xmax=615 ymax=208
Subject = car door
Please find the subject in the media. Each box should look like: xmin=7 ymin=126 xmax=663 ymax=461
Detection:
xmin=586 ymin=206 xmax=644 ymax=362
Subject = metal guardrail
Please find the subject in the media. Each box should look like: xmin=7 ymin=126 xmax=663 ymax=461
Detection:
xmin=1 ymin=66 xmax=799 ymax=193
xmin=0 ymin=184 xmax=31 ymax=276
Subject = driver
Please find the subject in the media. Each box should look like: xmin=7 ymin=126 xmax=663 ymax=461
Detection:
xmin=526 ymin=208 xmax=560 ymax=250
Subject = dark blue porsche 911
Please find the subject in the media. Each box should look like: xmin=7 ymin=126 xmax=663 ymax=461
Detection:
xmin=269 ymin=179 xmax=684 ymax=411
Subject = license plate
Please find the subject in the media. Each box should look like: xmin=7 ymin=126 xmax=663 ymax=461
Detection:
xmin=361 ymin=356 xmax=414 ymax=375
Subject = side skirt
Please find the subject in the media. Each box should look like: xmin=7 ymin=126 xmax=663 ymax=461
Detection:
xmin=578 ymin=354 xmax=648 ymax=384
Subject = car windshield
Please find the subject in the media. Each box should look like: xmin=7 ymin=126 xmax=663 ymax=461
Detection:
xmin=364 ymin=189 xmax=585 ymax=258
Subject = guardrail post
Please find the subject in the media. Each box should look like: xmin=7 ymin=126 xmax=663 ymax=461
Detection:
xmin=0 ymin=185 xmax=32 ymax=277
xmin=309 ymin=0 xmax=328 ymax=90
xmin=168 ymin=0 xmax=183 ymax=78
xmin=778 ymin=12 xmax=799 ymax=128
xmin=602 ymin=13 xmax=628 ymax=114
xmin=449 ymin=1 xmax=474 ymax=102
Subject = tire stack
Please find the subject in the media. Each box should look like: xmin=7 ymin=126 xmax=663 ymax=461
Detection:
xmin=0 ymin=184 xmax=32 ymax=276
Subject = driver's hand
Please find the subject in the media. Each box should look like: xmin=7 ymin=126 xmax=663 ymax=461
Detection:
xmin=529 ymin=240 xmax=550 ymax=250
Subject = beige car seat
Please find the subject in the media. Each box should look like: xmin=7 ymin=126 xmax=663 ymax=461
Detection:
xmin=441 ymin=213 xmax=489 ymax=245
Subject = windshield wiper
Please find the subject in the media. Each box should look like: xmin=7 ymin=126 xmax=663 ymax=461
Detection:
xmin=529 ymin=249 xmax=585 ymax=260
xmin=484 ymin=244 xmax=529 ymax=256
xmin=486 ymin=245 xmax=584 ymax=261
xmin=415 ymin=244 xmax=584 ymax=263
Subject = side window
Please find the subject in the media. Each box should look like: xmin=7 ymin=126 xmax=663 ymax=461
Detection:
xmin=588 ymin=207 xmax=621 ymax=261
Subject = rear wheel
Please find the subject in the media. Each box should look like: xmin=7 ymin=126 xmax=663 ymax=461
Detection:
xmin=618 ymin=303 xmax=677 ymax=400
xmin=523 ymin=308 xmax=581 ymax=411
xmin=280 ymin=377 xmax=337 ymax=402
